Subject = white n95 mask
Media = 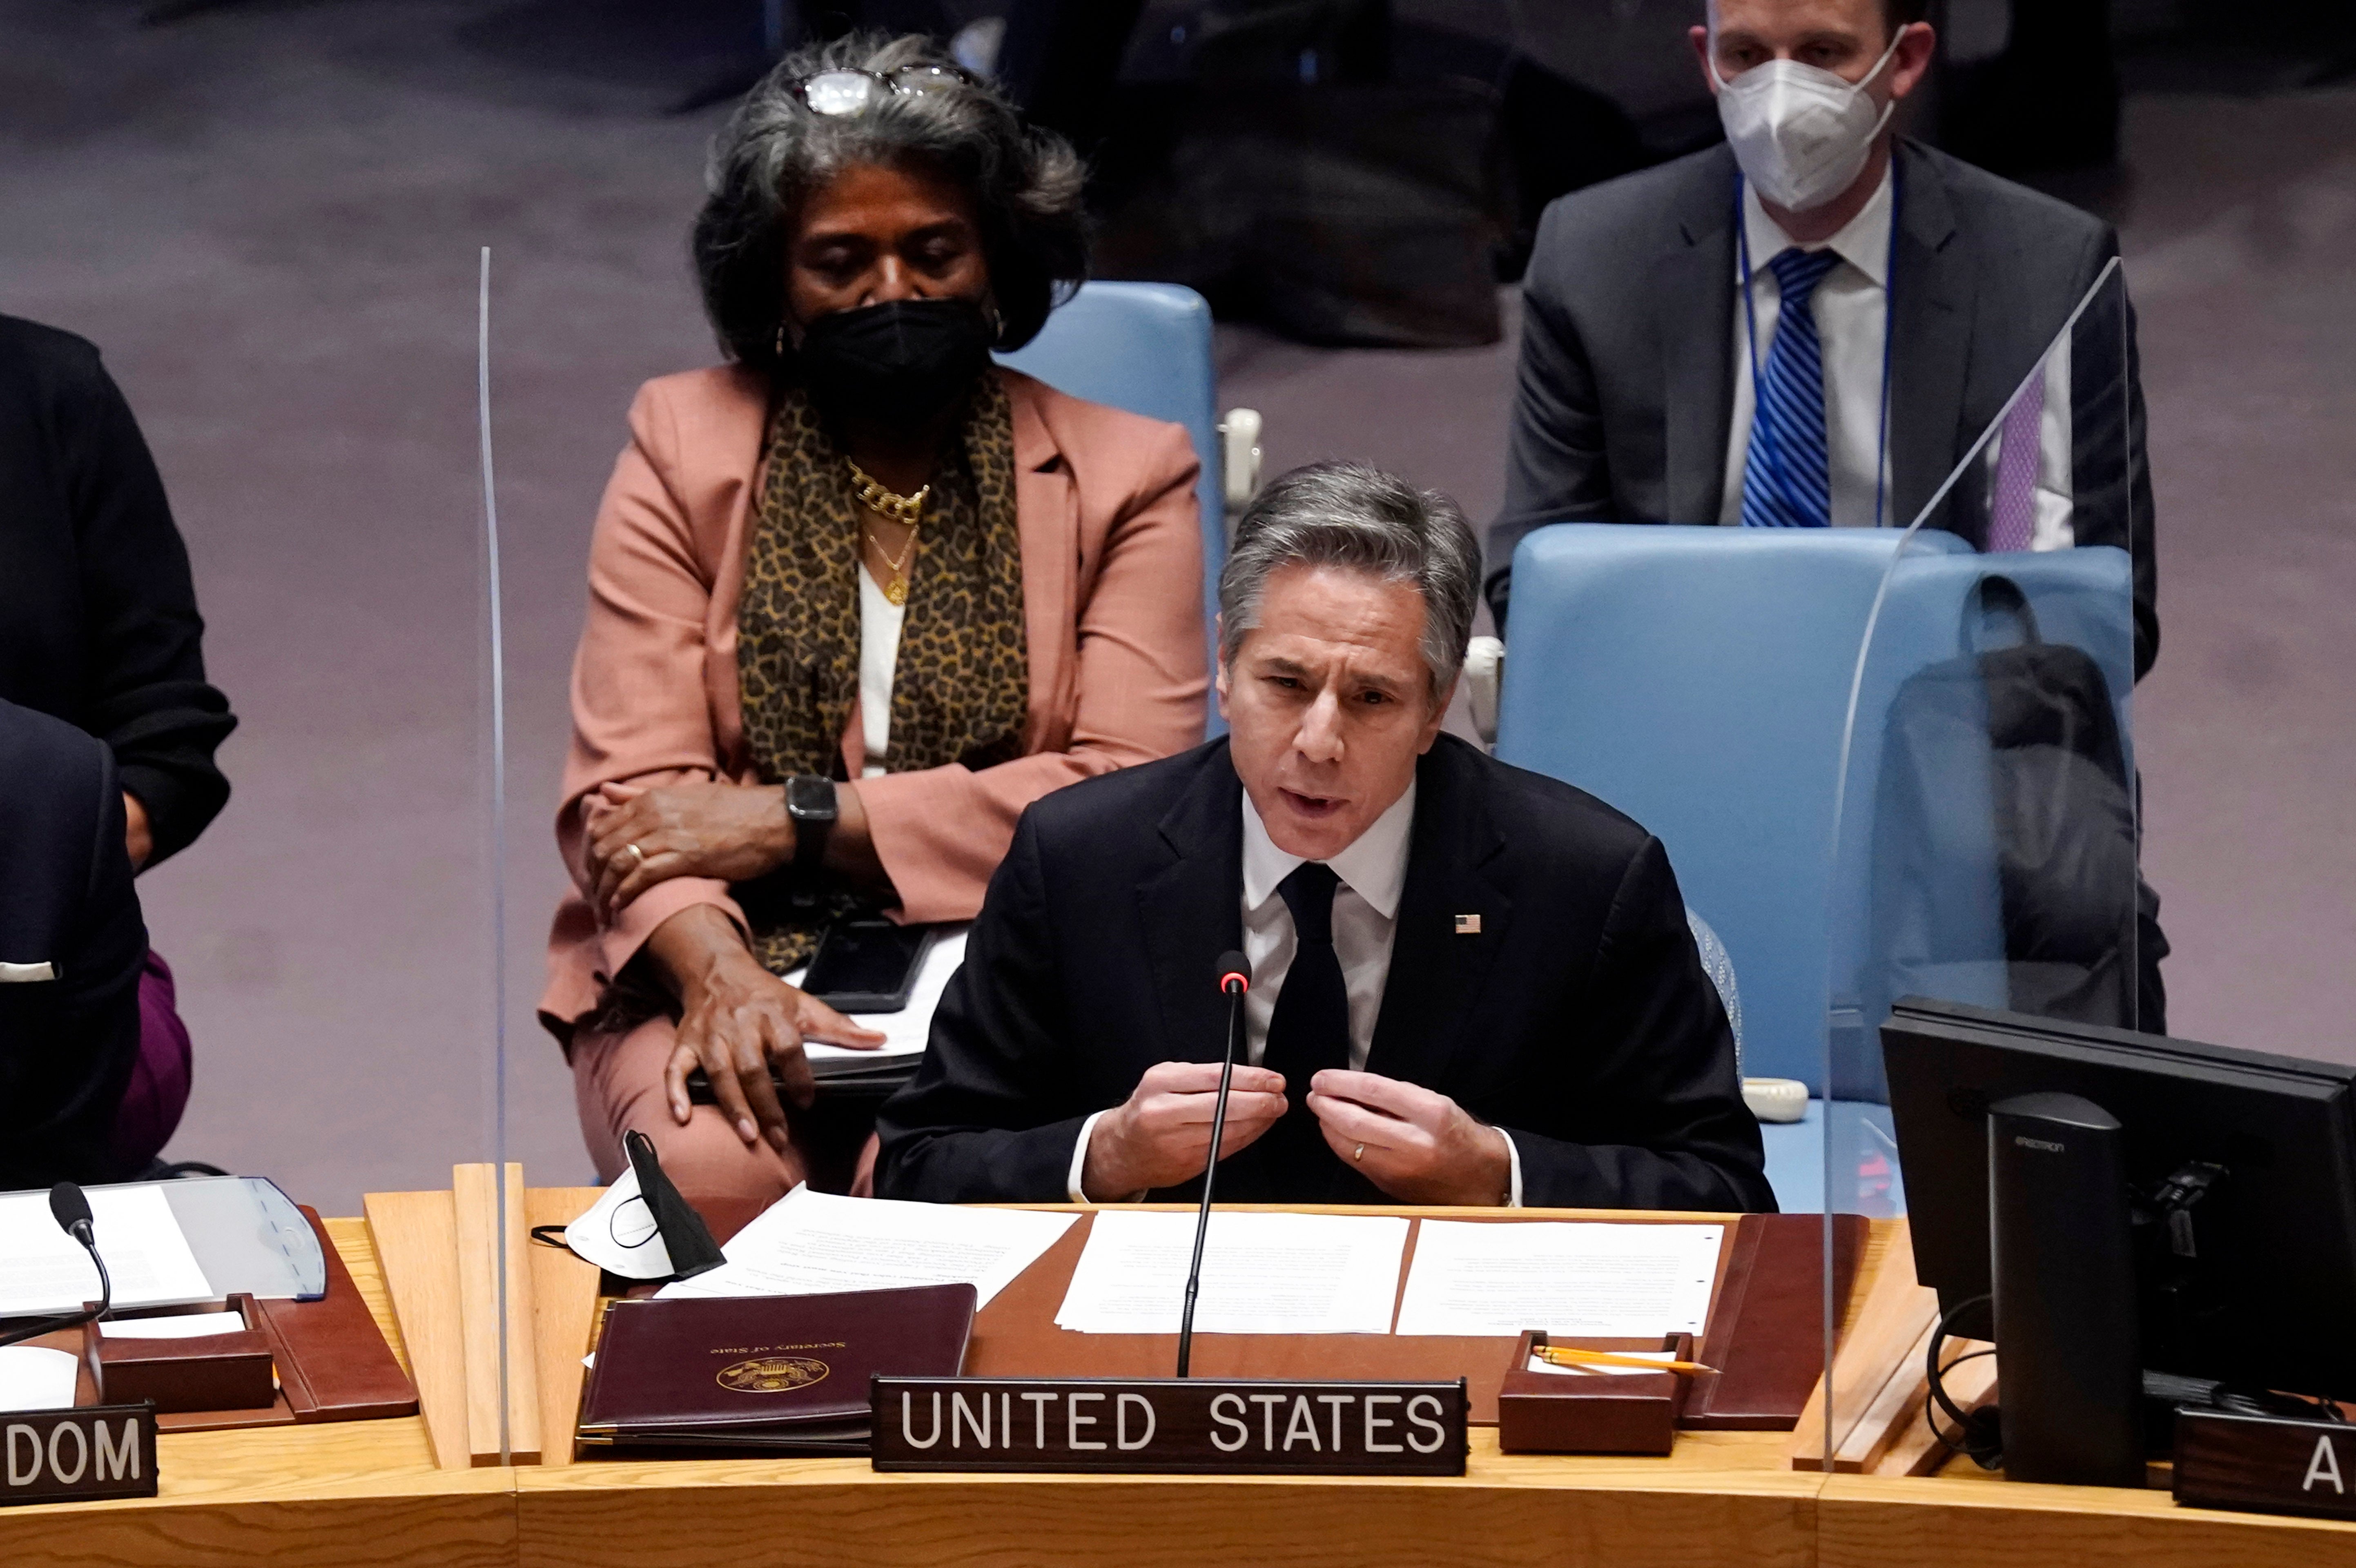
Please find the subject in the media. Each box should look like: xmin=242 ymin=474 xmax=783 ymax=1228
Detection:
xmin=1711 ymin=31 xmax=1904 ymax=212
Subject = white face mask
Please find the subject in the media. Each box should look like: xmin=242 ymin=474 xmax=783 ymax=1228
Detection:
xmin=1710 ymin=31 xmax=1904 ymax=212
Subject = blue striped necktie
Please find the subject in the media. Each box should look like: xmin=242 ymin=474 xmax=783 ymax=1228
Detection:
xmin=1740 ymin=247 xmax=1846 ymax=530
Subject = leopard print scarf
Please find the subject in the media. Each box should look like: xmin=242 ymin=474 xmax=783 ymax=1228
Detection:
xmin=732 ymin=373 xmax=1029 ymax=973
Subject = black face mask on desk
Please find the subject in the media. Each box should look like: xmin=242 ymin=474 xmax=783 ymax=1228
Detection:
xmin=796 ymin=297 xmax=994 ymax=426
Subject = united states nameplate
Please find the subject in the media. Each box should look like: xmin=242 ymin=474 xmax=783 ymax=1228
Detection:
xmin=871 ymin=1376 xmax=1467 ymax=1475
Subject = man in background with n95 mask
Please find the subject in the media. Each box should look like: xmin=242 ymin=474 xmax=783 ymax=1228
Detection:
xmin=1486 ymin=0 xmax=2157 ymax=686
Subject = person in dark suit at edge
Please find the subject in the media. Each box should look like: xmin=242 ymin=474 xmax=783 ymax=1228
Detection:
xmin=0 ymin=699 xmax=150 ymax=1192
xmin=876 ymin=463 xmax=1770 ymax=1210
xmin=1485 ymin=0 xmax=2157 ymax=686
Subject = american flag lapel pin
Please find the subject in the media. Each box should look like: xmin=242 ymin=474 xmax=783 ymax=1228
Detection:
xmin=1454 ymin=913 xmax=1482 ymax=935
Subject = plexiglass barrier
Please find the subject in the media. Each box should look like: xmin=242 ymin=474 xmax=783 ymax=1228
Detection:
xmin=1819 ymin=261 xmax=2142 ymax=1473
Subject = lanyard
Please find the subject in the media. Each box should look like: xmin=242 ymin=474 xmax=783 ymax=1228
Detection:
xmin=1734 ymin=166 xmax=1901 ymax=528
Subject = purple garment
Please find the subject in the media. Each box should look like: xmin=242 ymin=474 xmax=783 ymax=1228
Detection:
xmin=1987 ymin=374 xmax=2048 ymax=552
xmin=110 ymin=950 xmax=192 ymax=1171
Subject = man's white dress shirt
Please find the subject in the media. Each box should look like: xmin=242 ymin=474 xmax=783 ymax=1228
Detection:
xmin=1067 ymin=781 xmax=1523 ymax=1205
xmin=1719 ymin=166 xmax=1897 ymax=530
xmin=1718 ymin=164 xmax=2077 ymax=543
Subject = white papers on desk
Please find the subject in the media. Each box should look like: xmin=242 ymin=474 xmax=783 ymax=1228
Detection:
xmin=99 ymin=1309 xmax=249 ymax=1340
xmin=0 ymin=1347 xmax=79 ymax=1413
xmin=0 ymin=1184 xmax=214 ymax=1317
xmin=795 ymin=927 xmax=966 ymax=1080
xmin=1393 ymin=1221 xmax=1722 ymax=1338
xmin=1525 ymin=1350 xmax=1675 ymax=1377
xmin=654 ymin=1184 xmax=1073 ymax=1310
xmin=1054 ymin=1211 xmax=1409 ymax=1335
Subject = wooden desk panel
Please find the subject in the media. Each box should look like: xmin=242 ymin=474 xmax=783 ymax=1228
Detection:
xmin=22 ymin=1199 xmax=2356 ymax=1568
xmin=1819 ymin=1472 xmax=2356 ymax=1568
xmin=0 ymin=1218 xmax=513 ymax=1568
xmin=515 ymin=1430 xmax=1820 ymax=1568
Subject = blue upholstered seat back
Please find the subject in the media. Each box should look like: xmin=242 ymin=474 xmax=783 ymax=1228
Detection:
xmin=1496 ymin=526 xmax=2129 ymax=1093
xmin=996 ymin=281 xmax=1228 ymax=737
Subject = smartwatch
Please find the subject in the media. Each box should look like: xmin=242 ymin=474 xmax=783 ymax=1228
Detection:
xmin=785 ymin=775 xmax=838 ymax=875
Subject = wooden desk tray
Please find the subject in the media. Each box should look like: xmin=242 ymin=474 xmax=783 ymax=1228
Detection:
xmin=1498 ymin=1332 xmax=1696 ymax=1454
xmin=896 ymin=1207 xmax=1865 ymax=1430
xmin=53 ymin=1203 xmax=419 ymax=1435
xmin=84 ymin=1294 xmax=276 ymax=1414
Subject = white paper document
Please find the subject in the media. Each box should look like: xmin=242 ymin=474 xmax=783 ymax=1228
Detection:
xmin=1054 ymin=1211 xmax=1410 ymax=1335
xmin=99 ymin=1310 xmax=250 ymax=1340
xmin=1393 ymin=1221 xmax=1722 ymax=1338
xmin=1525 ymin=1350 xmax=1676 ymax=1378
xmin=655 ymin=1183 xmax=1073 ymax=1310
xmin=0 ymin=1184 xmax=214 ymax=1317
xmin=795 ymin=927 xmax=967 ymax=1078
xmin=0 ymin=1347 xmax=79 ymax=1414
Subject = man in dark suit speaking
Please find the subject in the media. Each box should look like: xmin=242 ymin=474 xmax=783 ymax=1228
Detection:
xmin=1488 ymin=0 xmax=2157 ymax=681
xmin=877 ymin=464 xmax=1770 ymax=1210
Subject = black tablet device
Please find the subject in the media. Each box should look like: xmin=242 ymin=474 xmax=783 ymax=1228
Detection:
xmin=801 ymin=919 xmax=934 ymax=1013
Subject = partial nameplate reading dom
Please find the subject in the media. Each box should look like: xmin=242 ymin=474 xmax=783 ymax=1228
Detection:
xmin=0 ymin=1404 xmax=158 ymax=1508
xmin=871 ymin=1377 xmax=1467 ymax=1476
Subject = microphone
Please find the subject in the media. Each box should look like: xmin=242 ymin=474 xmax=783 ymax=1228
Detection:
xmin=50 ymin=1181 xmax=95 ymax=1245
xmin=1177 ymin=951 xmax=1251 ymax=1377
xmin=0 ymin=1183 xmax=113 ymax=1350
xmin=52 ymin=1183 xmax=110 ymax=1322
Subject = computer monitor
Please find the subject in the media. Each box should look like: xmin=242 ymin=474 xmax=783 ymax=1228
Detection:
xmin=1883 ymin=997 xmax=2356 ymax=1399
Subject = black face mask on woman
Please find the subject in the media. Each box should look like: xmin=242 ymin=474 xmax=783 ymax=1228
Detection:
xmin=794 ymin=297 xmax=996 ymax=427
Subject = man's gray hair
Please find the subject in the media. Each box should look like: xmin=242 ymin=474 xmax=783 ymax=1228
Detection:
xmin=1217 ymin=462 xmax=1481 ymax=705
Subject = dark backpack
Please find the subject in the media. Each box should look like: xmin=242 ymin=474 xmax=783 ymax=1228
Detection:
xmin=1852 ymin=577 xmax=2139 ymax=1098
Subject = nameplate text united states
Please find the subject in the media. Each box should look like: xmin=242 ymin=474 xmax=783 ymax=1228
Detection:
xmin=871 ymin=1376 xmax=1467 ymax=1475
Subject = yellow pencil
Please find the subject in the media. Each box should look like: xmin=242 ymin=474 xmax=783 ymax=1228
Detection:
xmin=1534 ymin=1344 xmax=1718 ymax=1376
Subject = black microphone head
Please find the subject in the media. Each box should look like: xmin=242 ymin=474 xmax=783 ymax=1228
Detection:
xmin=49 ymin=1182 xmax=93 ymax=1237
xmin=1214 ymin=951 xmax=1251 ymax=994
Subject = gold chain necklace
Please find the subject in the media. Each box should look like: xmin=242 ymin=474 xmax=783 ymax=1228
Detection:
xmin=844 ymin=457 xmax=928 ymax=606
xmin=865 ymin=525 xmax=919 ymax=607
xmin=845 ymin=456 xmax=929 ymax=526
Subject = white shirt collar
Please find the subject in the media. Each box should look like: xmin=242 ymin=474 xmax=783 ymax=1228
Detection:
xmin=1241 ymin=778 xmax=1417 ymax=922
xmin=1738 ymin=160 xmax=1896 ymax=290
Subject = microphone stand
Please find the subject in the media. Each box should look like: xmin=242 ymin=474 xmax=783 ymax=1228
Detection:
xmin=1177 ymin=967 xmax=1250 ymax=1377
xmin=0 ymin=1183 xmax=114 ymax=1351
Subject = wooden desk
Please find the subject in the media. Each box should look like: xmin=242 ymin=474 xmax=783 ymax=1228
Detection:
xmin=0 ymin=1218 xmax=513 ymax=1568
xmin=16 ymin=1200 xmax=2356 ymax=1568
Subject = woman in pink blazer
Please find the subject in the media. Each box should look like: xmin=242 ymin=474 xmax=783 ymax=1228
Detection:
xmin=541 ymin=35 xmax=1207 ymax=1214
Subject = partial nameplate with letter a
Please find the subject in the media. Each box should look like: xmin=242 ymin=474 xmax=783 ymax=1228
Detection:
xmin=2175 ymin=1409 xmax=2356 ymax=1520
xmin=871 ymin=1377 xmax=1467 ymax=1475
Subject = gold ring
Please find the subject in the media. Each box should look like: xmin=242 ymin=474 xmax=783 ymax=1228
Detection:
xmin=1353 ymin=1143 xmax=1365 ymax=1163
xmin=625 ymin=842 xmax=647 ymax=869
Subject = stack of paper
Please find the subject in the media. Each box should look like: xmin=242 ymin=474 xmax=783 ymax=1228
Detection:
xmin=796 ymin=927 xmax=967 ymax=1086
xmin=0 ymin=1185 xmax=214 ymax=1318
xmin=1525 ymin=1350 xmax=1677 ymax=1378
xmin=1054 ymin=1211 xmax=1410 ymax=1335
xmin=0 ymin=1347 xmax=78 ymax=1414
xmin=1394 ymin=1220 xmax=1723 ymax=1337
xmin=656 ymin=1184 xmax=1074 ymax=1310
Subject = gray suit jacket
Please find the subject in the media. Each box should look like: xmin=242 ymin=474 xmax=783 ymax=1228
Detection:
xmin=1489 ymin=140 xmax=2158 ymax=679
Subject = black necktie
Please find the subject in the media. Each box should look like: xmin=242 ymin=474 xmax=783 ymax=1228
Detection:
xmin=1261 ymin=862 xmax=1350 ymax=1174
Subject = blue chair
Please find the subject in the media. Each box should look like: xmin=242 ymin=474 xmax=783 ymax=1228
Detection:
xmin=996 ymin=282 xmax=1256 ymax=737
xmin=1494 ymin=524 xmax=2135 ymax=1211
xmin=1494 ymin=526 xmax=1969 ymax=1089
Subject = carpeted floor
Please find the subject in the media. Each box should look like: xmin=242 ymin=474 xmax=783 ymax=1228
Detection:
xmin=3 ymin=1 xmax=2349 ymax=1211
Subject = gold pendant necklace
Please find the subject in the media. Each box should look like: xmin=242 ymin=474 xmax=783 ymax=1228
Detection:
xmin=866 ymin=526 xmax=918 ymax=607
xmin=845 ymin=456 xmax=929 ymax=526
